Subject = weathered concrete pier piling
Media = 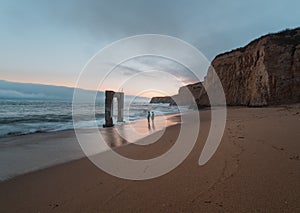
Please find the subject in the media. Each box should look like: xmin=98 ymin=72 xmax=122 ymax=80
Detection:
xmin=103 ymin=90 xmax=124 ymax=127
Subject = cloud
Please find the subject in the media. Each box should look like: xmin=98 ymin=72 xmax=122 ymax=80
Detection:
xmin=112 ymin=63 xmax=142 ymax=76
xmin=111 ymin=56 xmax=199 ymax=84
xmin=44 ymin=0 xmax=300 ymax=60
xmin=0 ymin=89 xmax=47 ymax=99
xmin=1 ymin=0 xmax=300 ymax=92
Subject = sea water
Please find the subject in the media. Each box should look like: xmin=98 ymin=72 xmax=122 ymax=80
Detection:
xmin=0 ymin=99 xmax=182 ymax=138
xmin=0 ymin=98 xmax=186 ymax=180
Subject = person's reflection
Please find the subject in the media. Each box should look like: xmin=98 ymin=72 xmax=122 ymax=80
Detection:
xmin=147 ymin=119 xmax=155 ymax=132
xmin=152 ymin=121 xmax=155 ymax=130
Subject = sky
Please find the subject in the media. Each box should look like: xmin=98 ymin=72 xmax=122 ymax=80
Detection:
xmin=0 ymin=0 xmax=299 ymax=97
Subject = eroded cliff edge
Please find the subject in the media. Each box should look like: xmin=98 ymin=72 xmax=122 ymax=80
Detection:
xmin=151 ymin=28 xmax=300 ymax=107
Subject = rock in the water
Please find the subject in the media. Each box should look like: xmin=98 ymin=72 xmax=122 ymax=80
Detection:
xmin=150 ymin=96 xmax=176 ymax=105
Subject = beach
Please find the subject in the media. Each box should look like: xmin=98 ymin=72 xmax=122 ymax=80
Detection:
xmin=0 ymin=106 xmax=299 ymax=212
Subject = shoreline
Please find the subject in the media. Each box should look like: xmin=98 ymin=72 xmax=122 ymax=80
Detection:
xmin=0 ymin=113 xmax=181 ymax=181
xmin=0 ymin=110 xmax=180 ymax=139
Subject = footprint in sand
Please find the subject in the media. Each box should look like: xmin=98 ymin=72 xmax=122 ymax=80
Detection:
xmin=272 ymin=145 xmax=285 ymax=151
xmin=289 ymin=155 xmax=300 ymax=161
xmin=49 ymin=203 xmax=59 ymax=209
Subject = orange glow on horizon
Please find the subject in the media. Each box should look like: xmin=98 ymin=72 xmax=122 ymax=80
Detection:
xmin=2 ymin=77 xmax=76 ymax=89
xmin=1 ymin=78 xmax=176 ymax=98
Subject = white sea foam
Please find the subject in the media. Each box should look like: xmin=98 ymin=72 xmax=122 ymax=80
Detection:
xmin=0 ymin=99 xmax=181 ymax=138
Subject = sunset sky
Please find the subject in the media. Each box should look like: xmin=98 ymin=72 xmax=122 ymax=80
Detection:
xmin=0 ymin=0 xmax=299 ymax=96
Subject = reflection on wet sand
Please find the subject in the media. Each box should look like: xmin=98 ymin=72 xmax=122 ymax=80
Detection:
xmin=100 ymin=128 xmax=127 ymax=148
xmin=101 ymin=114 xmax=180 ymax=147
xmin=152 ymin=122 xmax=156 ymax=130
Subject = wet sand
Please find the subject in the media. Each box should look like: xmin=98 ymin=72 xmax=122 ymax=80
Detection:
xmin=0 ymin=114 xmax=178 ymax=181
xmin=0 ymin=106 xmax=299 ymax=212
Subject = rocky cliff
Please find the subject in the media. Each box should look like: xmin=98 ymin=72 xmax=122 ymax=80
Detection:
xmin=207 ymin=27 xmax=300 ymax=106
xmin=154 ymin=28 xmax=300 ymax=107
xmin=150 ymin=96 xmax=175 ymax=104
xmin=170 ymin=82 xmax=209 ymax=107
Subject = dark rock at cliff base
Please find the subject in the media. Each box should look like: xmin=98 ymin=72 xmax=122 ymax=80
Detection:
xmin=171 ymin=82 xmax=209 ymax=108
xmin=150 ymin=96 xmax=176 ymax=105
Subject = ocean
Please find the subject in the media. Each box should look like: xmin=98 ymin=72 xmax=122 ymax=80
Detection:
xmin=0 ymin=99 xmax=182 ymax=138
xmin=0 ymin=98 xmax=186 ymax=180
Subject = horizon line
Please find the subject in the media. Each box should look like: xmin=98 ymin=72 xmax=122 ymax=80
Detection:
xmin=0 ymin=78 xmax=177 ymax=98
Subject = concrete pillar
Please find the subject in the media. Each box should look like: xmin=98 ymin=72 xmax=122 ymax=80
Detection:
xmin=104 ymin=90 xmax=115 ymax=127
xmin=117 ymin=92 xmax=124 ymax=122
xmin=103 ymin=90 xmax=124 ymax=127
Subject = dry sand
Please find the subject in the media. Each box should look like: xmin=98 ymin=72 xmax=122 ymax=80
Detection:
xmin=0 ymin=106 xmax=299 ymax=212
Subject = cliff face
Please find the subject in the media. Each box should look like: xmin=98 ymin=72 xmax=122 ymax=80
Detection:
xmin=170 ymin=82 xmax=209 ymax=107
xmin=206 ymin=28 xmax=300 ymax=106
xmin=160 ymin=28 xmax=300 ymax=107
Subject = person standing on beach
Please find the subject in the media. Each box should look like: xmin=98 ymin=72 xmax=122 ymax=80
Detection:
xmin=147 ymin=111 xmax=150 ymax=123
xmin=151 ymin=112 xmax=155 ymax=123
